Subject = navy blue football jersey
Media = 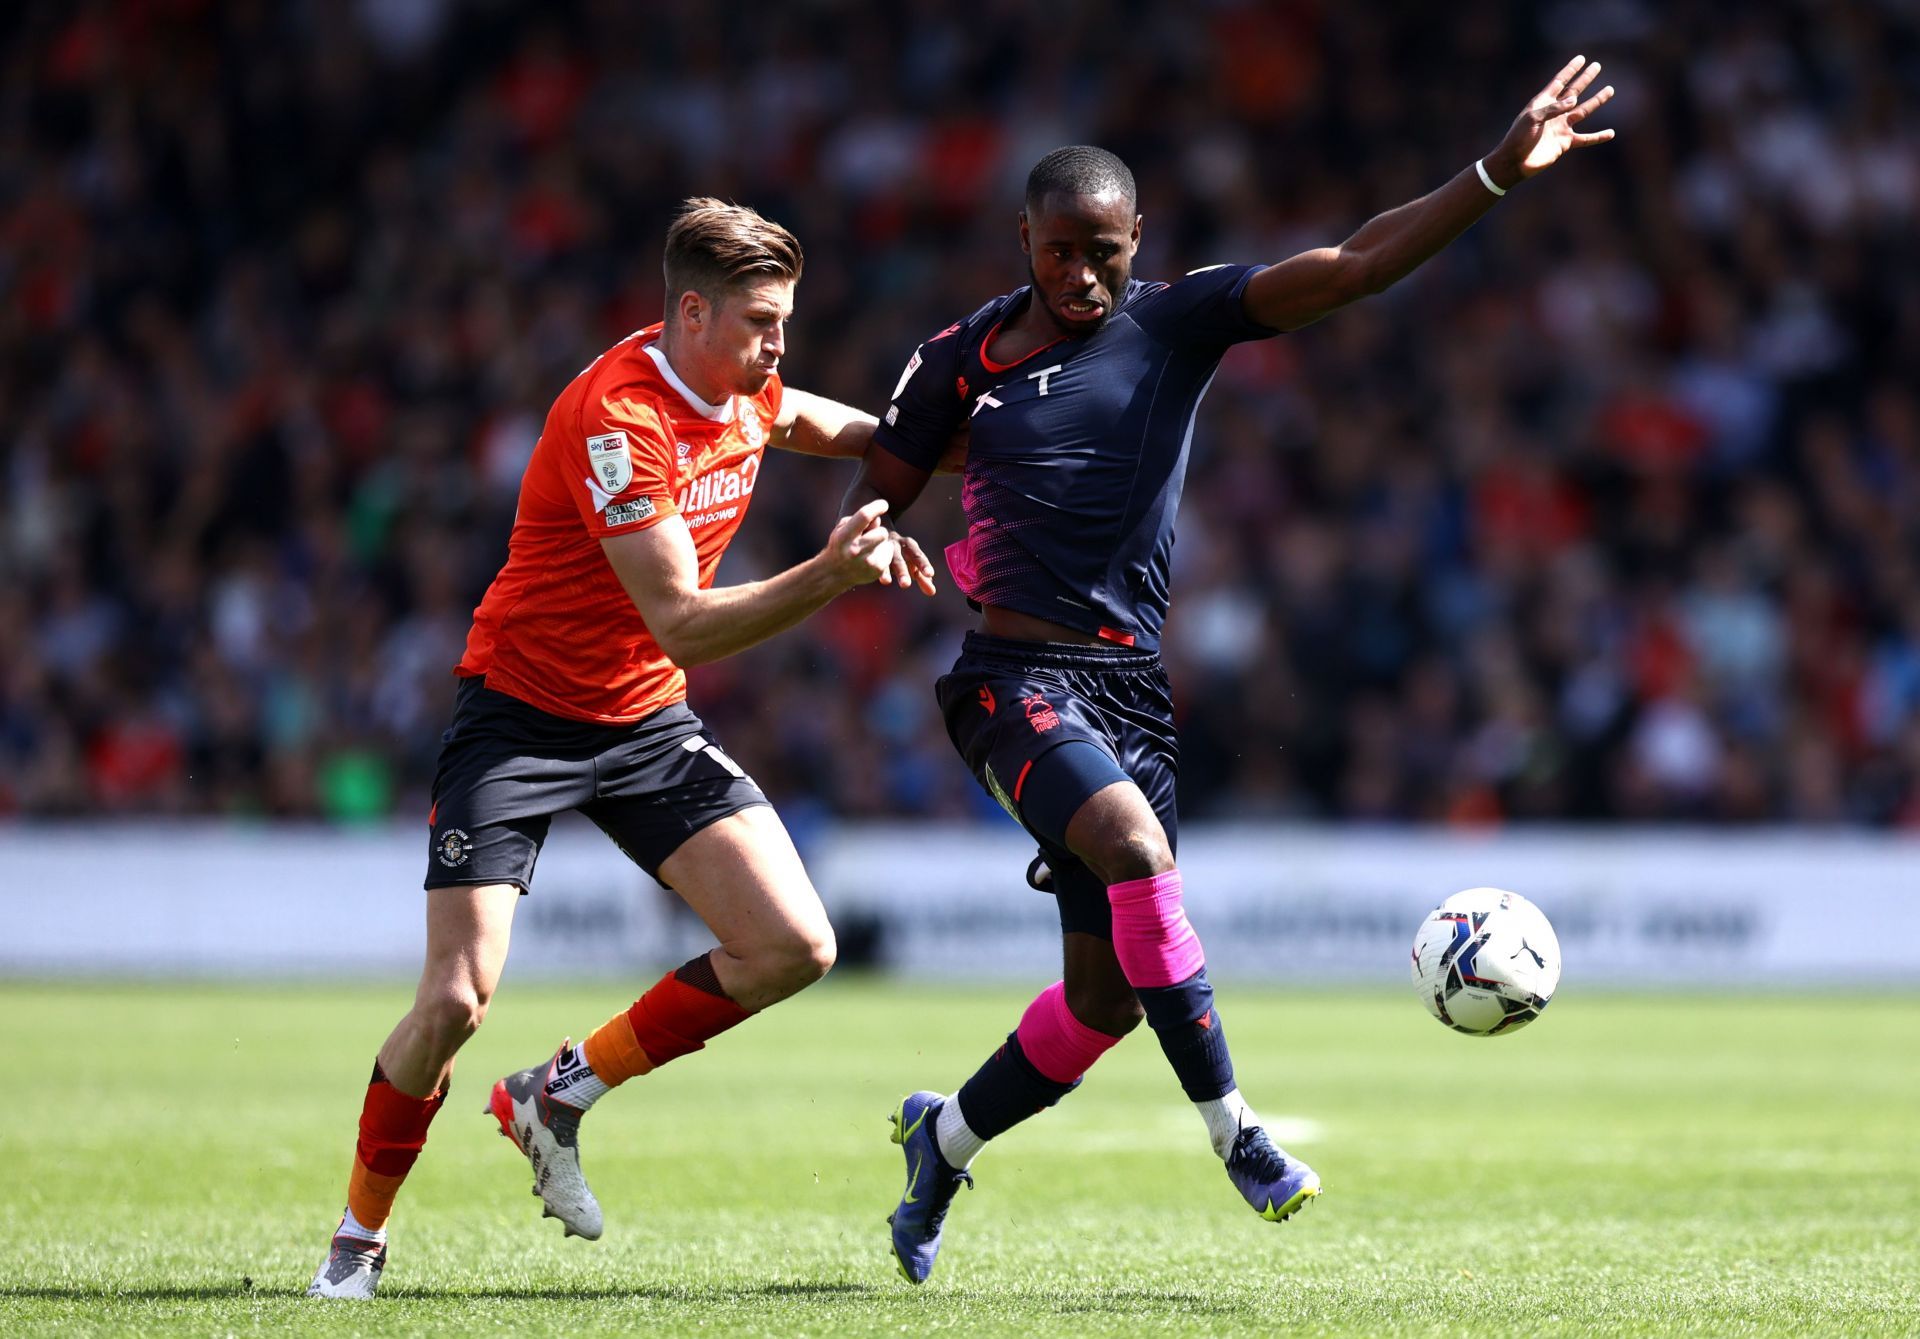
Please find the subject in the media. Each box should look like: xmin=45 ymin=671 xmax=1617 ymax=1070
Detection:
xmin=872 ymin=264 xmax=1276 ymax=650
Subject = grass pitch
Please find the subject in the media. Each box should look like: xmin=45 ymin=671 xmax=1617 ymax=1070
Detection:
xmin=1 ymin=977 xmax=1914 ymax=1336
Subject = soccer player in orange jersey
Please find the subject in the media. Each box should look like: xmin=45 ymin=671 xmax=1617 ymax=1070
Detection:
xmin=308 ymin=198 xmax=937 ymax=1299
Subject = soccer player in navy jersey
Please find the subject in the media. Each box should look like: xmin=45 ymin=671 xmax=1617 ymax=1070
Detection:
xmin=846 ymin=57 xmax=1616 ymax=1281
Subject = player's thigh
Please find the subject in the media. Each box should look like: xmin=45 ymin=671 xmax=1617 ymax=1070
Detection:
xmin=415 ymin=882 xmax=521 ymax=1009
xmin=1062 ymin=670 xmax=1180 ymax=881
xmin=582 ymin=703 xmax=771 ymax=877
xmin=651 ymin=804 xmax=831 ymax=954
xmin=1061 ymin=777 xmax=1174 ymax=885
xmin=1106 ymin=664 xmax=1181 ymax=856
xmin=937 ymin=660 xmax=1131 ymax=849
xmin=424 ymin=678 xmax=595 ymax=893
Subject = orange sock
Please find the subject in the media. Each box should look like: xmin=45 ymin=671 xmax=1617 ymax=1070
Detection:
xmin=582 ymin=1010 xmax=653 ymax=1086
xmin=344 ymin=1063 xmax=446 ymax=1233
xmin=582 ymin=955 xmax=750 ymax=1088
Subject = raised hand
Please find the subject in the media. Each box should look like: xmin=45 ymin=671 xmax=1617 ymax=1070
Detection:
xmin=1491 ymin=55 xmax=1616 ymax=184
xmin=822 ymin=497 xmax=901 ymax=588
xmin=886 ymin=530 xmax=938 ymax=595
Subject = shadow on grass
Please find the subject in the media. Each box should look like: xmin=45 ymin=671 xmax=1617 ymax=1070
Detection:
xmin=1 ymin=1285 xmax=261 ymax=1301
xmin=1045 ymin=1287 xmax=1258 ymax=1319
xmin=2 ymin=1279 xmax=1250 ymax=1315
xmin=1 ymin=1280 xmax=882 ymax=1303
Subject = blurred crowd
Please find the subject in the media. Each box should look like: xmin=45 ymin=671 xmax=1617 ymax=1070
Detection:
xmin=4 ymin=0 xmax=1918 ymax=828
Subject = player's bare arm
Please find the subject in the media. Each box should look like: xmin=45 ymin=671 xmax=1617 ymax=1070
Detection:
xmin=768 ymin=387 xmax=939 ymax=593
xmin=600 ymin=497 xmax=902 ymax=667
xmin=769 ymin=387 xmax=878 ymax=459
xmin=1243 ymin=56 xmax=1616 ymax=332
xmin=841 ymin=441 xmax=946 ymax=595
xmin=774 ymin=387 xmax=965 ymax=476
xmin=842 ymin=444 xmax=935 ymax=521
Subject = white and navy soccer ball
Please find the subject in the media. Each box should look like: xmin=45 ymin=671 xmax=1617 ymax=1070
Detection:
xmin=1410 ymin=888 xmax=1561 ymax=1036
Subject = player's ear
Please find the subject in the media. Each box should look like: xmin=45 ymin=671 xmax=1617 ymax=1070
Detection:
xmin=1018 ymin=212 xmax=1031 ymax=256
xmin=1130 ymin=215 xmax=1142 ymax=246
xmin=678 ymin=289 xmax=706 ymax=331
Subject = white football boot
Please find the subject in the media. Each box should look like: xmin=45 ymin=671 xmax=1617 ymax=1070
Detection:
xmin=486 ymin=1042 xmax=604 ymax=1240
xmin=305 ymin=1218 xmax=387 ymax=1299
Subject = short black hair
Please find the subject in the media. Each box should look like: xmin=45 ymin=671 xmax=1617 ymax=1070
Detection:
xmin=1024 ymin=146 xmax=1137 ymax=214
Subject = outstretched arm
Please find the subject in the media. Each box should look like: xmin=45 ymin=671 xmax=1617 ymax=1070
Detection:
xmin=769 ymin=387 xmax=877 ymax=459
xmin=767 ymin=386 xmax=946 ymax=593
xmin=1243 ymin=55 xmax=1615 ymax=332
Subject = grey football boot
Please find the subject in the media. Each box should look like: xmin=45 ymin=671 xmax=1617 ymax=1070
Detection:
xmin=487 ymin=1042 xmax=605 ymax=1240
xmin=305 ymin=1219 xmax=387 ymax=1299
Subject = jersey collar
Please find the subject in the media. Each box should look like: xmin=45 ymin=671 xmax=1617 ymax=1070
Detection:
xmin=642 ymin=341 xmax=736 ymax=422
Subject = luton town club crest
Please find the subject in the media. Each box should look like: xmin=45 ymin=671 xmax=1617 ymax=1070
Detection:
xmin=437 ymin=828 xmax=474 ymax=868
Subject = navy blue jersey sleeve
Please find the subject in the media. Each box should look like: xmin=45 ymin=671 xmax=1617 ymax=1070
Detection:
xmin=871 ymin=325 xmax=967 ymax=472
xmin=1130 ymin=263 xmax=1278 ymax=348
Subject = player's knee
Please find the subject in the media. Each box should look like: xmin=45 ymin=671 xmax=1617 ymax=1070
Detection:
xmin=1091 ymin=830 xmax=1175 ymax=887
xmin=793 ymin=923 xmax=837 ymax=985
xmin=1065 ymin=977 xmax=1146 ymax=1037
xmin=420 ymin=983 xmax=489 ymax=1048
xmin=751 ymin=923 xmax=836 ymax=997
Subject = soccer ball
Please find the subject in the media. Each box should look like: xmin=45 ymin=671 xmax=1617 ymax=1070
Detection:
xmin=1410 ymin=888 xmax=1561 ymax=1036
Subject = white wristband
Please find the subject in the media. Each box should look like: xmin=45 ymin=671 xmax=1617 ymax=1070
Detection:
xmin=1475 ymin=159 xmax=1507 ymax=197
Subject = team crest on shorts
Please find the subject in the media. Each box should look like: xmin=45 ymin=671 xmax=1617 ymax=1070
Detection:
xmin=436 ymin=828 xmax=474 ymax=868
xmin=586 ymin=431 xmax=633 ymax=493
xmin=1022 ymin=694 xmax=1061 ymax=733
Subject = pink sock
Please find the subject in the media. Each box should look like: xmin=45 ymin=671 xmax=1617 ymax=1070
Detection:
xmin=1107 ymin=870 xmax=1205 ymax=988
xmin=1015 ymin=980 xmax=1123 ymax=1083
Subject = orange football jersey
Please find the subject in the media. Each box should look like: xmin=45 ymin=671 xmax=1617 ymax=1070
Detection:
xmin=456 ymin=323 xmax=780 ymax=722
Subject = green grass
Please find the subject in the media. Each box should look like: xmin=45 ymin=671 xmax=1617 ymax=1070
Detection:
xmin=2 ymin=978 xmax=1915 ymax=1336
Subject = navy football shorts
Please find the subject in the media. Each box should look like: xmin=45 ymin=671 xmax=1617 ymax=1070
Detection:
xmin=424 ymin=677 xmax=769 ymax=893
xmin=935 ymin=632 xmax=1180 ymax=939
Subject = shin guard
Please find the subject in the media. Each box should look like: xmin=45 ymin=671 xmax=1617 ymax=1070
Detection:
xmin=347 ymin=1062 xmax=447 ymax=1231
xmin=1108 ymin=870 xmax=1236 ymax=1102
xmin=1106 ymin=871 xmax=1204 ymax=988
xmin=955 ymin=1033 xmax=1080 ymax=1141
xmin=1015 ymin=980 xmax=1123 ymax=1084
xmin=1134 ymin=969 xmax=1236 ymax=1102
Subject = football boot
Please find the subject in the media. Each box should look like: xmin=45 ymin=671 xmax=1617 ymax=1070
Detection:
xmin=487 ymin=1042 xmax=605 ymax=1240
xmin=305 ymin=1219 xmax=386 ymax=1299
xmin=1224 ymin=1122 xmax=1321 ymax=1222
xmin=886 ymin=1091 xmax=973 ymax=1284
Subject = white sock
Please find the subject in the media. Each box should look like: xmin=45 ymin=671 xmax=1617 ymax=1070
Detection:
xmin=1196 ymin=1088 xmax=1255 ymax=1160
xmin=934 ymin=1094 xmax=986 ymax=1169
xmin=340 ymin=1205 xmax=387 ymax=1243
xmin=543 ymin=1042 xmax=612 ymax=1111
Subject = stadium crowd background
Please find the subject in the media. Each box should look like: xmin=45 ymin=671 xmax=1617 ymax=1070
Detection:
xmin=3 ymin=0 xmax=1916 ymax=832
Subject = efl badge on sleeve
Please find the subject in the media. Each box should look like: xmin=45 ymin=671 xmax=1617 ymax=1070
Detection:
xmin=586 ymin=431 xmax=633 ymax=494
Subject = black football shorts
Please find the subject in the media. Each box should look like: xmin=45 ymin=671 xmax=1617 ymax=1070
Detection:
xmin=935 ymin=632 xmax=1180 ymax=939
xmin=424 ymin=676 xmax=769 ymax=893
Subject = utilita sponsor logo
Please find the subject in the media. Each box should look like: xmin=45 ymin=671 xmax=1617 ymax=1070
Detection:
xmin=677 ymin=455 xmax=760 ymax=516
